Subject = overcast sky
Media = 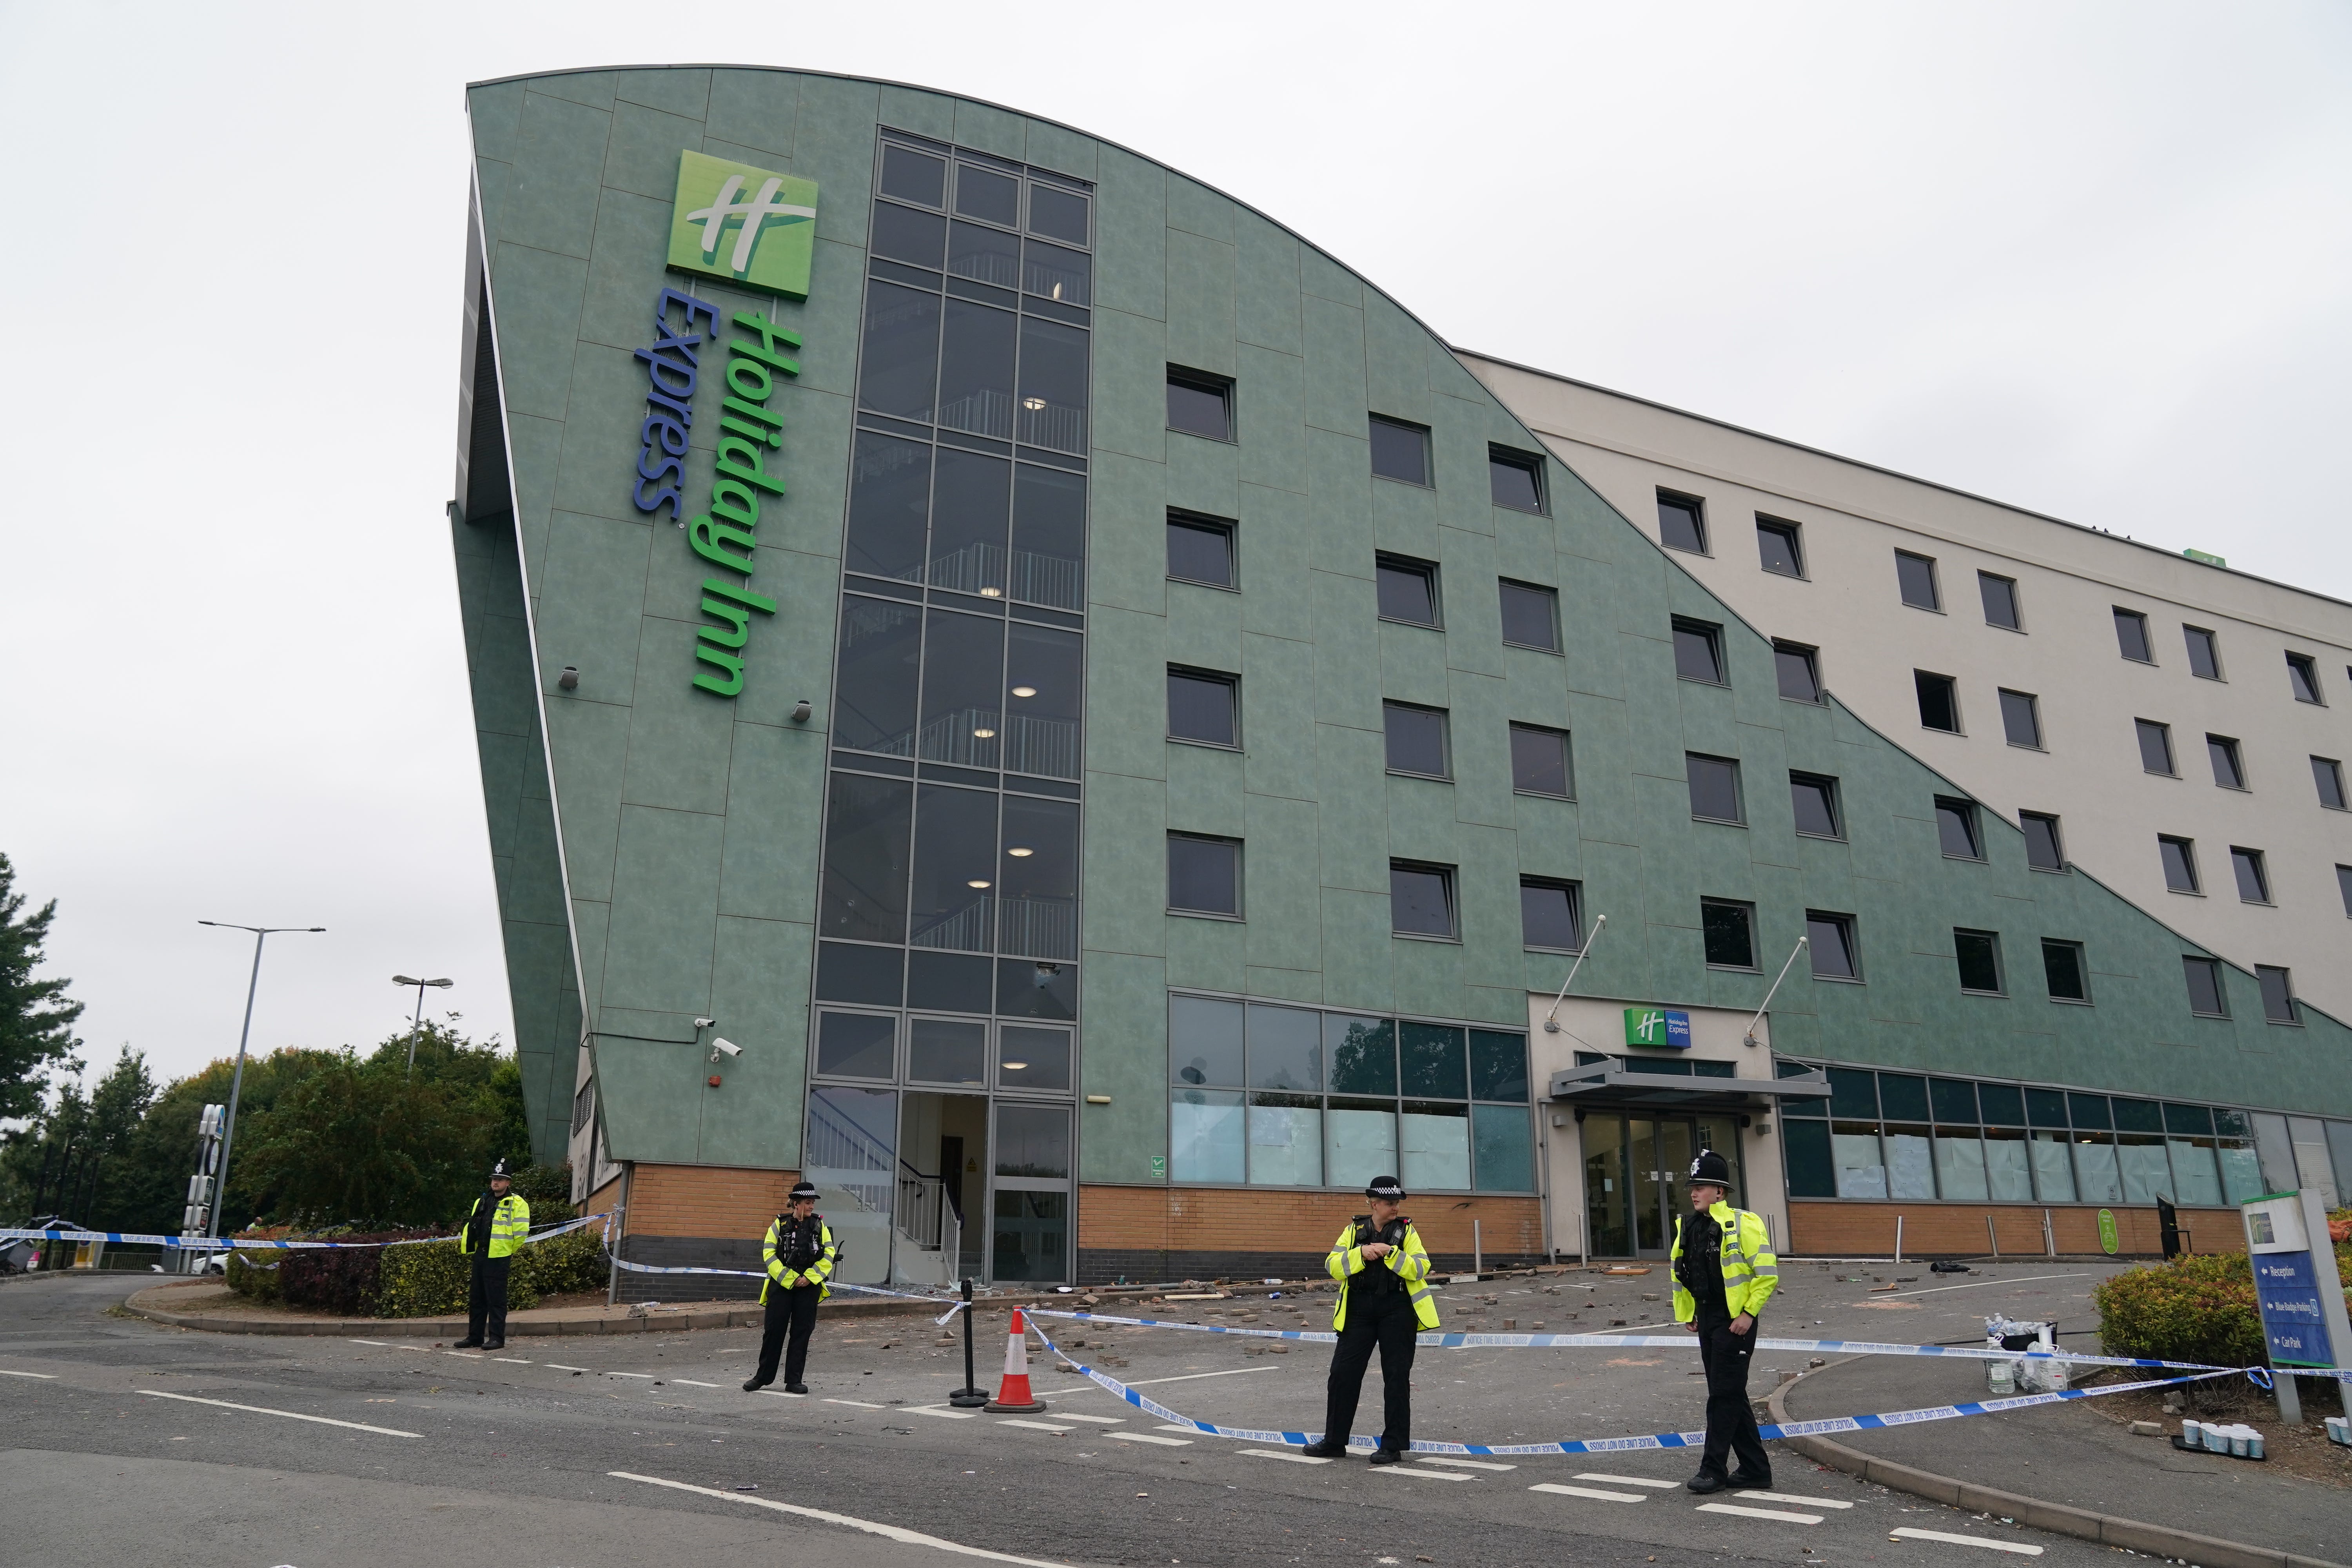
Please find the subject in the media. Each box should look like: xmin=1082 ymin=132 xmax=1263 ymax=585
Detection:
xmin=2 ymin=2 xmax=2346 ymax=1100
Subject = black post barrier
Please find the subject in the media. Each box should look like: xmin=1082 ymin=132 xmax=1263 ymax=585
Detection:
xmin=949 ymin=1276 xmax=989 ymax=1407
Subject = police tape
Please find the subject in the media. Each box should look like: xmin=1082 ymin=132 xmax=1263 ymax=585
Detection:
xmin=1026 ymin=1308 xmax=2235 ymax=1374
xmin=603 ymin=1255 xmax=972 ymax=1322
xmin=0 ymin=1213 xmax=612 ymax=1254
xmin=1020 ymin=1316 xmax=2238 ymax=1456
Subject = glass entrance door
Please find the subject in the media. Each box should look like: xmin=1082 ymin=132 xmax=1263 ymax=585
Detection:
xmin=1583 ymin=1112 xmax=1747 ymax=1259
xmin=1629 ymin=1118 xmax=1694 ymax=1256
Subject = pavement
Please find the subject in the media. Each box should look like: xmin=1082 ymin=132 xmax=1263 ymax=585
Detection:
xmin=0 ymin=1258 xmax=2337 ymax=1567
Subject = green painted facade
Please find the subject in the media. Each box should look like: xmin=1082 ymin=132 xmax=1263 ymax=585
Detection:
xmin=454 ymin=65 xmax=2348 ymax=1182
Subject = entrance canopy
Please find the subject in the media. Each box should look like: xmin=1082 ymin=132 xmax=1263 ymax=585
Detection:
xmin=1546 ymin=1059 xmax=1831 ymax=1114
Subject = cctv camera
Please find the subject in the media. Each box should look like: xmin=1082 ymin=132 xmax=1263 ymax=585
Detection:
xmin=710 ymin=1037 xmax=742 ymax=1062
xmin=693 ymin=1017 xmax=715 ymax=1030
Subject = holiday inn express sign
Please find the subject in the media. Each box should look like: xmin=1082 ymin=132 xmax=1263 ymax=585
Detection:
xmin=666 ymin=149 xmax=818 ymax=298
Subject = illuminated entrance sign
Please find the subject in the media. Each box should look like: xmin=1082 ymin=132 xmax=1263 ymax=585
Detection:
xmin=1623 ymin=1008 xmax=1692 ymax=1049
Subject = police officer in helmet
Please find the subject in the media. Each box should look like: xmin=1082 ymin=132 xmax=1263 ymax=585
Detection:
xmin=1301 ymin=1176 xmax=1439 ymax=1463
xmin=1673 ymin=1147 xmax=1780 ymax=1492
xmin=743 ymin=1181 xmax=837 ymax=1394
xmin=454 ymin=1159 xmax=530 ymax=1352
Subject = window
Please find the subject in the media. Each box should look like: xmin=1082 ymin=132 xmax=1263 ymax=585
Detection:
xmin=1686 ymin=753 xmax=1743 ymax=824
xmin=2042 ymin=939 xmax=2089 ymax=1002
xmin=2021 ymin=811 xmax=2065 ymax=872
xmin=2184 ymin=626 xmax=2222 ymax=680
xmin=1166 ymin=368 xmax=1233 ymax=441
xmin=2135 ymin=718 xmax=2176 ymax=775
xmin=1382 ymin=702 xmax=1450 ymax=779
xmin=1978 ymin=573 xmax=2022 ymax=630
xmin=1756 ymin=517 xmax=1804 ymax=577
xmin=1168 ymin=833 xmax=1241 ymax=916
xmin=1895 ymin=551 xmax=1941 ymax=611
xmin=2287 ymin=652 xmax=2324 ymax=704
xmin=1915 ymin=671 xmax=1960 ymax=733
xmin=1954 ymin=929 xmax=2005 ymax=995
xmin=1672 ymin=618 xmax=1726 ymax=684
xmin=1375 ymin=554 xmax=1439 ymax=627
xmin=2158 ymin=835 xmax=2200 ymax=894
xmin=2315 ymin=757 xmax=2348 ymax=811
xmin=1488 ymin=446 xmax=1545 ymax=512
xmin=1369 ymin=416 xmax=1431 ymax=486
xmin=1497 ymin=580 xmax=1559 ymax=652
xmin=1807 ymin=911 xmax=1860 ymax=980
xmin=1789 ymin=772 xmax=1842 ymax=839
xmin=1167 ymin=667 xmax=1238 ymax=747
xmin=1775 ymin=641 xmax=1823 ymax=703
xmin=1935 ymin=797 xmax=1984 ymax=860
xmin=1701 ymin=899 xmax=1757 ymax=969
xmin=1389 ymin=861 xmax=1457 ymax=939
xmin=1166 ymin=512 xmax=1235 ymax=588
xmin=2339 ymin=865 xmax=2352 ymax=917
xmin=2183 ymin=956 xmax=2227 ymax=1017
xmin=1508 ymin=724 xmax=1573 ymax=798
xmin=2206 ymin=735 xmax=2246 ymax=790
xmin=1656 ymin=491 xmax=1706 ymax=554
xmin=2114 ymin=608 xmax=2154 ymax=663
xmin=2230 ymin=846 xmax=2270 ymax=904
xmin=1998 ymin=689 xmax=2042 ymax=749
xmin=2256 ymin=966 xmax=2298 ymax=1025
xmin=1521 ymin=879 xmax=1583 ymax=951
xmin=815 ymin=1012 xmax=897 ymax=1078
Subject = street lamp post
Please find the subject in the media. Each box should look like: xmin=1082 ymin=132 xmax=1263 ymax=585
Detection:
xmin=198 ymin=922 xmax=324 ymax=1241
xmin=393 ymin=975 xmax=455 ymax=1075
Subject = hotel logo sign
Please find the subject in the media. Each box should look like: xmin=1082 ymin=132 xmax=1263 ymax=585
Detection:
xmin=666 ymin=150 xmax=818 ymax=299
xmin=1622 ymin=1008 xmax=1692 ymax=1049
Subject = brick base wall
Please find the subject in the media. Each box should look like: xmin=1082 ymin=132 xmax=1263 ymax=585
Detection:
xmin=612 ymin=1233 xmax=767 ymax=1303
xmin=1075 ymin=1185 xmax=1546 ymax=1285
xmin=621 ymin=1163 xmax=802 ymax=1240
xmin=1788 ymin=1200 xmax=2241 ymax=1258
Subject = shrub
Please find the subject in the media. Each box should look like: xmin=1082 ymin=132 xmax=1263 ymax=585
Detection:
xmin=276 ymin=1230 xmax=438 ymax=1315
xmin=507 ymin=1161 xmax=578 ymax=1225
xmin=371 ymin=1222 xmax=610 ymax=1318
xmin=2094 ymin=1253 xmax=2265 ymax=1370
xmin=223 ymin=1248 xmax=279 ymax=1303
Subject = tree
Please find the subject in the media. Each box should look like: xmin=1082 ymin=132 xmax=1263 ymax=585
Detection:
xmin=0 ymin=853 xmax=83 ymax=1124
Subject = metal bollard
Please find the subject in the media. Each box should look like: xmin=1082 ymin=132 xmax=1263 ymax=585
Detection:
xmin=949 ymin=1276 xmax=989 ymax=1407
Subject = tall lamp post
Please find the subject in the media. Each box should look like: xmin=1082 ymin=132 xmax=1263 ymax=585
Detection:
xmin=198 ymin=921 xmax=324 ymax=1241
xmin=394 ymin=975 xmax=455 ymax=1074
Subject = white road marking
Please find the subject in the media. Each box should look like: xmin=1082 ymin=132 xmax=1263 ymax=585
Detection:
xmin=1866 ymin=1272 xmax=2089 ymax=1300
xmin=137 ymin=1390 xmax=419 ymax=1437
xmin=1530 ymin=1483 xmax=1648 ymax=1503
xmin=1697 ymin=1502 xmax=1822 ymax=1524
xmin=1242 ymin=1447 xmax=1330 ymax=1465
xmin=996 ymin=1418 xmax=1071 ymax=1432
xmin=546 ymin=1364 xmax=593 ymax=1372
xmin=903 ymin=1405 xmax=979 ymax=1419
xmin=1889 ymin=1528 xmax=2043 ymax=1555
xmin=395 ymin=1345 xmax=433 ymax=1353
xmin=1109 ymin=1431 xmax=1191 ymax=1446
xmin=1374 ymin=1464 xmax=1466 ymax=1480
xmin=1415 ymin=1456 xmax=1516 ymax=1471
xmin=493 ymin=1358 xmax=532 ymax=1365
xmin=348 ymin=1339 xmax=389 ymax=1347
xmin=612 ymin=1471 xmax=1064 ymax=1566
xmin=1053 ymin=1413 xmax=1123 ymax=1423
xmin=1573 ymin=1472 xmax=1677 ymax=1488
xmin=1737 ymin=1491 xmax=1853 ymax=1510
xmin=0 ymin=1369 xmax=58 ymax=1379
xmin=607 ymin=1372 xmax=657 ymax=1379
xmin=671 ymin=1379 xmax=718 ymax=1387
xmin=757 ymin=1389 xmax=805 ymax=1398
xmin=828 ymin=1398 xmax=889 ymax=1408
xmin=443 ymin=1350 xmax=483 ymax=1359
xmin=1109 ymin=1366 xmax=1280 ymax=1388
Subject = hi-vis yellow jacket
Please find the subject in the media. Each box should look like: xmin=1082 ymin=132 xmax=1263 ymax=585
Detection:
xmin=1670 ymin=1200 xmax=1779 ymax=1322
xmin=760 ymin=1214 xmax=838 ymax=1305
xmin=1325 ymin=1217 xmax=1440 ymax=1331
xmin=458 ymin=1193 xmax=531 ymax=1259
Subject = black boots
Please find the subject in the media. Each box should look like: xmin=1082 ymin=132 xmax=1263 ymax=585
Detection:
xmin=1299 ymin=1439 xmax=1349 ymax=1458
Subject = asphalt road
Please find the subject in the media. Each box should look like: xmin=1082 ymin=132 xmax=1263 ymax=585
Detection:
xmin=1 ymin=1263 xmax=2140 ymax=1568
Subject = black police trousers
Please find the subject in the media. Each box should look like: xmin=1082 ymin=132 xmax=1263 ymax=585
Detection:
xmin=466 ymin=1256 xmax=510 ymax=1345
xmin=1695 ymin=1312 xmax=1771 ymax=1481
xmin=1325 ymin=1294 xmax=1417 ymax=1452
xmin=753 ymin=1283 xmax=822 ymax=1387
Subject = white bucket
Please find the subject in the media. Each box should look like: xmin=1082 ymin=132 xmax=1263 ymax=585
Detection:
xmin=2245 ymin=1428 xmax=2264 ymax=1460
xmin=2227 ymin=1425 xmax=2251 ymax=1457
xmin=2181 ymin=1419 xmax=2205 ymax=1449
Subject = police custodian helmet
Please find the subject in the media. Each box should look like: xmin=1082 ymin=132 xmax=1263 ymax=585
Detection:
xmin=1688 ymin=1148 xmax=1733 ymax=1187
xmin=788 ymin=1180 xmax=820 ymax=1202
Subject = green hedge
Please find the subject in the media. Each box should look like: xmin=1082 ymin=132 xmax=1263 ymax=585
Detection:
xmin=372 ymin=1225 xmax=609 ymax=1318
xmin=2096 ymin=1239 xmax=2352 ymax=1371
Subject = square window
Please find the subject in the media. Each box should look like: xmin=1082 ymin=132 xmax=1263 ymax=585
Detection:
xmin=1701 ymin=899 xmax=1757 ymax=968
xmin=2042 ymin=939 xmax=2089 ymax=1002
xmin=1935 ymin=797 xmax=1983 ymax=859
xmin=1954 ymin=929 xmax=2005 ymax=995
xmin=1521 ymin=878 xmax=1583 ymax=951
xmin=1807 ymin=911 xmax=1860 ymax=980
xmin=1656 ymin=491 xmax=1707 ymax=553
xmin=1489 ymin=446 xmax=1546 ymax=512
xmin=1167 ymin=666 xmax=1238 ymax=747
xmin=1998 ymin=689 xmax=2042 ymax=748
xmin=1979 ymin=573 xmax=2022 ymax=630
xmin=1027 ymin=182 xmax=1090 ymax=244
xmin=1167 ymin=512 xmax=1236 ymax=588
xmin=1509 ymin=724 xmax=1573 ymax=798
xmin=1389 ymin=860 xmax=1457 ymax=939
xmin=2184 ymin=626 xmax=2222 ymax=679
xmin=2206 ymin=734 xmax=2245 ymax=790
xmin=2021 ymin=811 xmax=2065 ymax=871
xmin=2256 ymin=965 xmax=2297 ymax=1025
xmin=2114 ymin=608 xmax=2154 ymax=663
xmin=1369 ymin=415 xmax=1432 ymax=486
xmin=1375 ymin=554 xmax=1440 ymax=627
xmin=1790 ymin=771 xmax=1842 ymax=838
xmin=1672 ymin=618 xmax=1726 ymax=684
xmin=1896 ymin=551 xmax=1942 ymax=611
xmin=815 ymin=1011 xmax=897 ymax=1078
xmin=1382 ymin=702 xmax=1450 ymax=779
xmin=1166 ymin=368 xmax=1234 ymax=441
xmin=878 ymin=144 xmax=947 ymax=208
xmin=2315 ymin=756 xmax=2348 ymax=811
xmin=1168 ymin=833 xmax=1241 ymax=916
xmin=954 ymin=163 xmax=1020 ymax=225
xmin=1775 ymin=641 xmax=1823 ymax=703
xmin=2182 ymin=956 xmax=2227 ymax=1017
xmin=2287 ymin=652 xmax=2324 ymax=704
xmin=2135 ymin=718 xmax=2175 ymax=775
xmin=1498 ymin=579 xmax=1560 ymax=652
xmin=1686 ymin=753 xmax=1743 ymax=824
xmin=2158 ymin=835 xmax=2200 ymax=894
xmin=1915 ymin=671 xmax=1960 ymax=733
xmin=2230 ymin=846 xmax=2270 ymax=904
xmin=1756 ymin=517 xmax=1804 ymax=577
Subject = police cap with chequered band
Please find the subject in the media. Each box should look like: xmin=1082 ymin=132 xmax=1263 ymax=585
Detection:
xmin=1688 ymin=1148 xmax=1733 ymax=1187
xmin=1365 ymin=1175 xmax=1406 ymax=1201
xmin=789 ymin=1181 xmax=819 ymax=1202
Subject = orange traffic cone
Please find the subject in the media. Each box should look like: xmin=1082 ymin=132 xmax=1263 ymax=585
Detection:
xmin=984 ymin=1306 xmax=1048 ymax=1413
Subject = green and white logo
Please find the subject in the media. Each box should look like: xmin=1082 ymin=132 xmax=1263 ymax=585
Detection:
xmin=666 ymin=150 xmax=818 ymax=299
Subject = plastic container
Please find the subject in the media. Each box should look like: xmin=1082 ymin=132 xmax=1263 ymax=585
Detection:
xmin=2227 ymin=1425 xmax=2251 ymax=1458
xmin=2245 ymin=1427 xmax=2264 ymax=1460
xmin=1986 ymin=1361 xmax=2014 ymax=1396
xmin=2181 ymin=1419 xmax=2205 ymax=1449
xmin=2326 ymin=1414 xmax=2349 ymax=1446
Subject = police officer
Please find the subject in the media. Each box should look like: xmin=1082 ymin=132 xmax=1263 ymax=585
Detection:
xmin=454 ymin=1158 xmax=530 ymax=1351
xmin=742 ymin=1181 xmax=837 ymax=1394
xmin=1672 ymin=1147 xmax=1780 ymax=1493
xmin=1301 ymin=1176 xmax=1439 ymax=1464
